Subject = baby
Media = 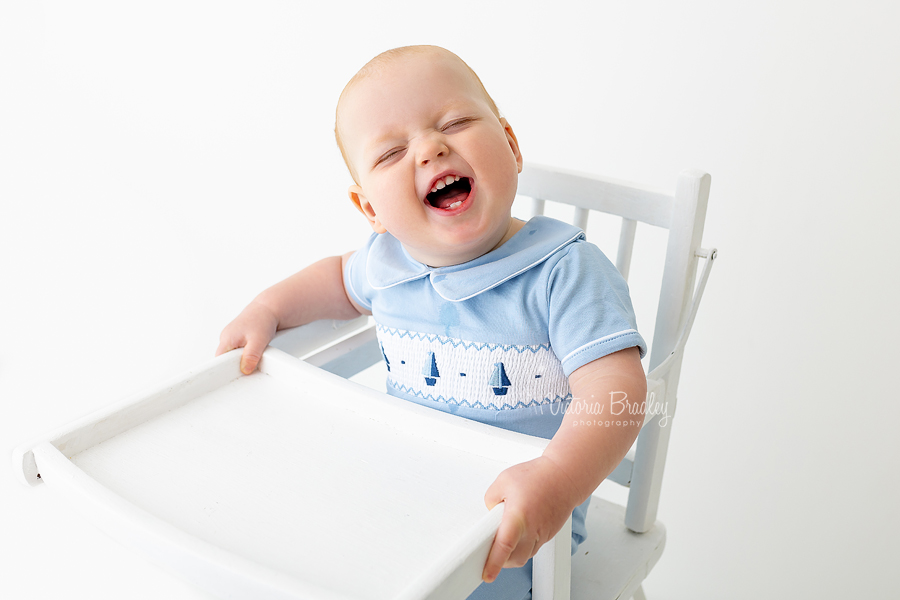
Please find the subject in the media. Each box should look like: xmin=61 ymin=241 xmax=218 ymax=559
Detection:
xmin=217 ymin=45 xmax=648 ymax=600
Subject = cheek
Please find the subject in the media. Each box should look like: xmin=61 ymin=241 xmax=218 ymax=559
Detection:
xmin=483 ymin=143 xmax=520 ymax=189
xmin=484 ymin=132 xmax=519 ymax=171
xmin=367 ymin=191 xmax=409 ymax=226
xmin=364 ymin=180 xmax=397 ymax=210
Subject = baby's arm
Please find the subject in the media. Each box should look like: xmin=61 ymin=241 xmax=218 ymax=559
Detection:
xmin=481 ymin=346 xmax=647 ymax=583
xmin=216 ymin=252 xmax=366 ymax=374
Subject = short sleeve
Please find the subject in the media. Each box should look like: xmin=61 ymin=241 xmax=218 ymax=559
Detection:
xmin=343 ymin=233 xmax=378 ymax=311
xmin=547 ymin=240 xmax=647 ymax=376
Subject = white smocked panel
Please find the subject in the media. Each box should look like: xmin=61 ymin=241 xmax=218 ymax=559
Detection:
xmin=376 ymin=324 xmax=571 ymax=410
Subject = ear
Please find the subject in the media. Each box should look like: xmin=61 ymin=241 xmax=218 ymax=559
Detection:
xmin=348 ymin=185 xmax=387 ymax=234
xmin=500 ymin=117 xmax=524 ymax=173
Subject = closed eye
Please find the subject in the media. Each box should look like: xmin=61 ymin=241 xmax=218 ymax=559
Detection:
xmin=441 ymin=117 xmax=477 ymax=132
xmin=375 ymin=147 xmax=406 ymax=166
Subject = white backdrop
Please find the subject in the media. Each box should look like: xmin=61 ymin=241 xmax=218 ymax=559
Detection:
xmin=2 ymin=1 xmax=899 ymax=598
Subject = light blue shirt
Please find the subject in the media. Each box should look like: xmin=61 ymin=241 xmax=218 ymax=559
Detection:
xmin=344 ymin=215 xmax=647 ymax=439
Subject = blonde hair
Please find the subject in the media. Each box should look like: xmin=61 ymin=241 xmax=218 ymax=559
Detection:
xmin=334 ymin=45 xmax=501 ymax=181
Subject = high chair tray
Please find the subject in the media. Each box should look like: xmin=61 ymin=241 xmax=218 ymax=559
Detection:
xmin=14 ymin=347 xmax=550 ymax=600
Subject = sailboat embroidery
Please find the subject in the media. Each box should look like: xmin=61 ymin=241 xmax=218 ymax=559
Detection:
xmin=381 ymin=343 xmax=391 ymax=372
xmin=422 ymin=351 xmax=440 ymax=386
xmin=490 ymin=362 xmax=511 ymax=396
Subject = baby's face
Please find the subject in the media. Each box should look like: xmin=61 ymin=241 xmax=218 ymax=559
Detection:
xmin=339 ymin=51 xmax=523 ymax=267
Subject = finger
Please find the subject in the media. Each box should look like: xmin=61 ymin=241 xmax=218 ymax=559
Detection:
xmin=216 ymin=329 xmax=245 ymax=357
xmin=483 ymin=475 xmax=506 ymax=510
xmin=482 ymin=515 xmax=522 ymax=583
xmin=240 ymin=338 xmax=267 ymax=375
xmin=215 ymin=339 xmax=235 ymax=357
xmin=511 ymin=536 xmax=540 ymax=568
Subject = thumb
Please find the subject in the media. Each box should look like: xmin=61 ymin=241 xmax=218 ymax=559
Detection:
xmin=240 ymin=338 xmax=268 ymax=375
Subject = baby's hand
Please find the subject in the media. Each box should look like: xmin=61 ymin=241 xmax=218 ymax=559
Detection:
xmin=215 ymin=301 xmax=279 ymax=375
xmin=482 ymin=456 xmax=583 ymax=583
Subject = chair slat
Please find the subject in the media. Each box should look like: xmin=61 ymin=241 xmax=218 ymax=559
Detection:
xmin=616 ymin=218 xmax=637 ymax=280
xmin=572 ymin=207 xmax=590 ymax=231
xmin=518 ymin=163 xmax=673 ymax=228
xmin=531 ymin=197 xmax=546 ymax=217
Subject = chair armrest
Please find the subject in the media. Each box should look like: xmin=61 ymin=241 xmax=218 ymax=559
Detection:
xmin=646 ymin=247 xmax=717 ymax=382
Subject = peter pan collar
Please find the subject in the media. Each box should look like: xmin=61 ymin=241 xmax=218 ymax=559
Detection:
xmin=365 ymin=216 xmax=585 ymax=302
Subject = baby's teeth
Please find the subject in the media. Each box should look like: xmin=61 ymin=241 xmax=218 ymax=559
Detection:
xmin=431 ymin=176 xmax=463 ymax=194
xmin=448 ymin=200 xmax=462 ymax=209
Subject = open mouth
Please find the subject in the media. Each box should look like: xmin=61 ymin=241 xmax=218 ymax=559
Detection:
xmin=426 ymin=176 xmax=472 ymax=210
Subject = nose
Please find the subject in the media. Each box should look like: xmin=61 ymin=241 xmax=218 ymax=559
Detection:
xmin=415 ymin=132 xmax=449 ymax=166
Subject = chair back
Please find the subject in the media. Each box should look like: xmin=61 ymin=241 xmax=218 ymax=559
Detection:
xmin=516 ymin=163 xmax=713 ymax=532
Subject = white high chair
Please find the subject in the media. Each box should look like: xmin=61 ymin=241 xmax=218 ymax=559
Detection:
xmin=13 ymin=164 xmax=715 ymax=600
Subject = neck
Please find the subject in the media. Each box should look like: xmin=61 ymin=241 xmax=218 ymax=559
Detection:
xmin=489 ymin=217 xmax=526 ymax=253
xmin=413 ymin=217 xmax=526 ymax=268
